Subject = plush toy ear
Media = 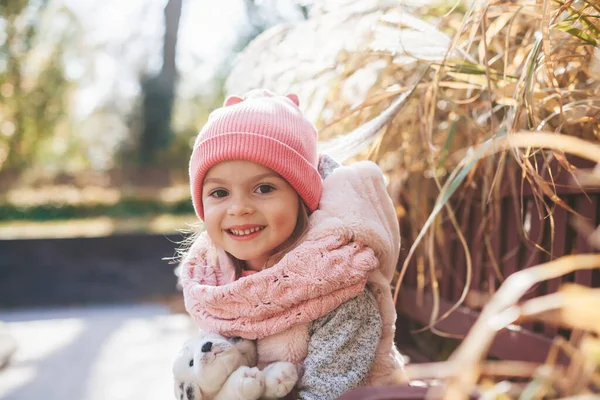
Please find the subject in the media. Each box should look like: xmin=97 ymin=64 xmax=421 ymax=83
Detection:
xmin=223 ymin=95 xmax=244 ymax=107
xmin=286 ymin=93 xmax=300 ymax=106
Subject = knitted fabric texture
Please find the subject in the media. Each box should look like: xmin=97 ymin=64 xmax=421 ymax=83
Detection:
xmin=189 ymin=89 xmax=322 ymax=220
xmin=182 ymin=231 xmax=375 ymax=338
xmin=180 ymin=160 xmax=406 ymax=386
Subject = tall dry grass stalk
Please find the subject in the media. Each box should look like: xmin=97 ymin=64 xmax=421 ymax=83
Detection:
xmin=405 ymin=254 xmax=600 ymax=399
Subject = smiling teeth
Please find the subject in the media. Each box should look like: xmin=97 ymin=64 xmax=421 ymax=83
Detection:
xmin=230 ymin=227 xmax=264 ymax=236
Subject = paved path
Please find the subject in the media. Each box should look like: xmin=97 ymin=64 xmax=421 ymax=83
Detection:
xmin=0 ymin=304 xmax=193 ymax=400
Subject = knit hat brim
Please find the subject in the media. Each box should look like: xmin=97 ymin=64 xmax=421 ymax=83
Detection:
xmin=189 ymin=132 xmax=322 ymax=220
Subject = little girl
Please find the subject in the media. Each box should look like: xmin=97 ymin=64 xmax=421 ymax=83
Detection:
xmin=178 ymin=89 xmax=406 ymax=399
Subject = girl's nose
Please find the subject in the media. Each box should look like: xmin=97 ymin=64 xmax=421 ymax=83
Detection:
xmin=227 ymin=196 xmax=254 ymax=216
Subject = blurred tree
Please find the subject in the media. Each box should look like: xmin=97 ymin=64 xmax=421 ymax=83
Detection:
xmin=137 ymin=0 xmax=307 ymax=168
xmin=0 ymin=0 xmax=70 ymax=183
xmin=138 ymin=0 xmax=182 ymax=165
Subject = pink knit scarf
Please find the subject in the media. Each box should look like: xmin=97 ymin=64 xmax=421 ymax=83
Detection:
xmin=180 ymin=227 xmax=379 ymax=339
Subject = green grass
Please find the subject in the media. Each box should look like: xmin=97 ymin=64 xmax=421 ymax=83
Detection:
xmin=0 ymin=198 xmax=195 ymax=221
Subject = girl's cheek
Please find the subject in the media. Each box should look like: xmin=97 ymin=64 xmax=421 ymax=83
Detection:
xmin=272 ymin=204 xmax=298 ymax=229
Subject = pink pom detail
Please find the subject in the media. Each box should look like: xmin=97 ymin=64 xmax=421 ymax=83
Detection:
xmin=223 ymin=95 xmax=244 ymax=107
xmin=286 ymin=94 xmax=299 ymax=106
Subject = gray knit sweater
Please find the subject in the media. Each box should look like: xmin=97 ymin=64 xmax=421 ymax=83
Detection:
xmin=296 ymin=289 xmax=382 ymax=400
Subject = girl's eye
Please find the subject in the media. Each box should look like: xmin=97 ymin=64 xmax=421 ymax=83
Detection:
xmin=209 ymin=189 xmax=229 ymax=198
xmin=255 ymin=185 xmax=275 ymax=194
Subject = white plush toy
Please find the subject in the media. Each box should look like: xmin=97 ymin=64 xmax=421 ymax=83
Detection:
xmin=173 ymin=331 xmax=298 ymax=400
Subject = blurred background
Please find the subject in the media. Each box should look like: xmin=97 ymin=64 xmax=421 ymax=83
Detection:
xmin=0 ymin=0 xmax=312 ymax=240
xmin=0 ymin=0 xmax=311 ymax=398
xmin=1 ymin=0 xmax=599 ymax=398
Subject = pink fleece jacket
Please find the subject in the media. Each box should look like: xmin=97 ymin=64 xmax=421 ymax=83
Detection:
xmin=180 ymin=160 xmax=407 ymax=386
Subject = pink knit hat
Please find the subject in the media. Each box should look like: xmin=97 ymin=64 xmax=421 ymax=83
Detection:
xmin=189 ymin=89 xmax=322 ymax=220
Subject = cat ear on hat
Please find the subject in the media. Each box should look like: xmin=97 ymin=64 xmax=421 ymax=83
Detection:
xmin=286 ymin=94 xmax=300 ymax=106
xmin=223 ymin=95 xmax=244 ymax=107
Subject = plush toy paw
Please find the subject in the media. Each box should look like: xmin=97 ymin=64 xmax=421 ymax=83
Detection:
xmin=263 ymin=362 xmax=299 ymax=398
xmin=237 ymin=366 xmax=265 ymax=399
xmin=174 ymin=381 xmax=202 ymax=400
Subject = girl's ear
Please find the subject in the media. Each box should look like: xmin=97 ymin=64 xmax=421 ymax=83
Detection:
xmin=286 ymin=93 xmax=299 ymax=106
xmin=223 ymin=95 xmax=244 ymax=107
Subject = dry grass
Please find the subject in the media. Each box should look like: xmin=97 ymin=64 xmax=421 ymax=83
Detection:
xmin=405 ymin=254 xmax=600 ymax=399
xmin=227 ymin=0 xmax=600 ymax=397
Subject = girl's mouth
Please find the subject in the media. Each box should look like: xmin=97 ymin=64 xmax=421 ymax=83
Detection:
xmin=226 ymin=226 xmax=265 ymax=240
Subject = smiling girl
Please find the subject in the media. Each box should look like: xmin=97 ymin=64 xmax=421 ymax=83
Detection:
xmin=178 ymin=89 xmax=406 ymax=399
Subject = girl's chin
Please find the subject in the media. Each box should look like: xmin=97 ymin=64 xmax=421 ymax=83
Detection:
xmin=229 ymin=253 xmax=269 ymax=269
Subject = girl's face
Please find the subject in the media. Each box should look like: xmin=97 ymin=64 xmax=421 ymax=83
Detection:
xmin=202 ymin=160 xmax=300 ymax=271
